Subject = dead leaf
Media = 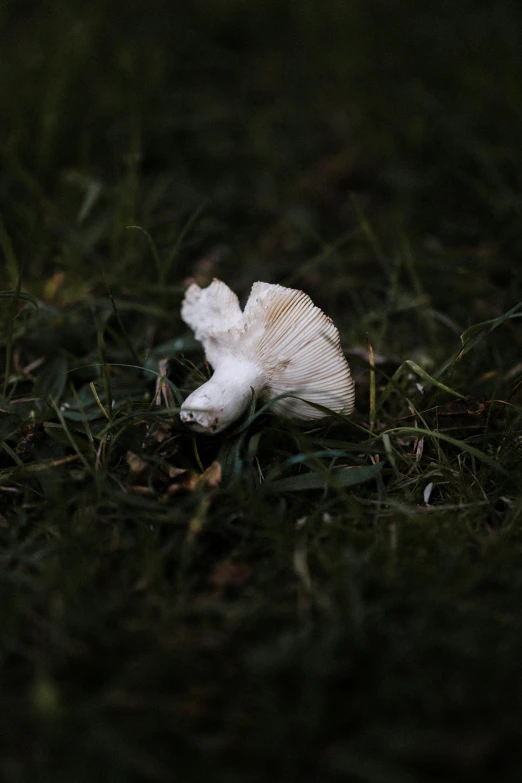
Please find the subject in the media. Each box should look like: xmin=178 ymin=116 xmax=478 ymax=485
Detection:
xmin=15 ymin=422 xmax=44 ymax=457
xmin=210 ymin=561 xmax=252 ymax=594
xmin=195 ymin=461 xmax=222 ymax=490
xmin=126 ymin=451 xmax=149 ymax=475
xmin=168 ymin=466 xmax=188 ymax=480
xmin=437 ymin=397 xmax=489 ymax=427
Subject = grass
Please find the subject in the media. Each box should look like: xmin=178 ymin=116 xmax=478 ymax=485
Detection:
xmin=2 ymin=1 xmax=522 ymax=781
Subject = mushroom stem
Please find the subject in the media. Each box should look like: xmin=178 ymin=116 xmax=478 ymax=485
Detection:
xmin=180 ymin=358 xmax=265 ymax=434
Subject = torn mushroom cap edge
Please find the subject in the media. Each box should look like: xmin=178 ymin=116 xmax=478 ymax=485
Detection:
xmin=180 ymin=279 xmax=355 ymax=429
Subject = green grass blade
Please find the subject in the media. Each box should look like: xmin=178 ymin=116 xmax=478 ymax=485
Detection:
xmin=0 ymin=291 xmax=39 ymax=307
xmin=0 ymin=217 xmax=20 ymax=289
xmin=382 ymin=426 xmax=507 ymax=473
xmin=2 ymin=268 xmax=23 ymax=398
xmin=268 ymin=462 xmax=383 ymax=492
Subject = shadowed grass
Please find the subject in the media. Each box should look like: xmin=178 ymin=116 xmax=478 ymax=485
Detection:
xmin=2 ymin=2 xmax=522 ymax=782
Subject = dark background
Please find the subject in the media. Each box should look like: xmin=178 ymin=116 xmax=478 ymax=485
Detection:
xmin=2 ymin=2 xmax=522 ymax=782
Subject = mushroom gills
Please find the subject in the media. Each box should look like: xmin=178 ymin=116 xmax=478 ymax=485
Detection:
xmin=179 ymin=279 xmax=355 ymax=434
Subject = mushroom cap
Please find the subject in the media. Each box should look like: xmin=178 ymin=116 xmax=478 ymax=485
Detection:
xmin=181 ymin=279 xmax=355 ymax=419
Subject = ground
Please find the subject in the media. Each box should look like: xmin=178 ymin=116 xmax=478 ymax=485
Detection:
xmin=2 ymin=1 xmax=522 ymax=781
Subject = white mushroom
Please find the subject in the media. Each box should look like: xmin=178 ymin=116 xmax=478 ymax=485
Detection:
xmin=180 ymin=279 xmax=355 ymax=434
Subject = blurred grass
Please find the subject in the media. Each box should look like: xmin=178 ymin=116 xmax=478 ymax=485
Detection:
xmin=2 ymin=1 xmax=522 ymax=781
